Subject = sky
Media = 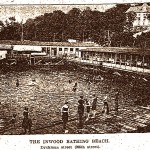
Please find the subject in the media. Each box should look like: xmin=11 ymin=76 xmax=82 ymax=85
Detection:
xmin=0 ymin=4 xmax=115 ymax=23
xmin=0 ymin=0 xmax=149 ymax=4
xmin=0 ymin=0 xmax=148 ymax=23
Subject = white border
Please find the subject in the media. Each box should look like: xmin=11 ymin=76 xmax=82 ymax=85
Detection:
xmin=0 ymin=0 xmax=150 ymax=150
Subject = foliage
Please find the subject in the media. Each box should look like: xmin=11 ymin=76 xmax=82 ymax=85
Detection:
xmin=0 ymin=4 xmax=138 ymax=47
xmin=124 ymin=11 xmax=136 ymax=32
xmin=0 ymin=17 xmax=22 ymax=40
xmin=134 ymin=31 xmax=150 ymax=49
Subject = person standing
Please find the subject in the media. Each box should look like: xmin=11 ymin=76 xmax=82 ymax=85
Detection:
xmin=61 ymin=102 xmax=69 ymax=132
xmin=77 ymin=96 xmax=85 ymax=129
xmin=22 ymin=115 xmax=32 ymax=134
xmin=91 ymin=94 xmax=98 ymax=118
xmin=85 ymin=99 xmax=91 ymax=122
xmin=10 ymin=114 xmax=17 ymax=127
xmin=115 ymin=90 xmax=119 ymax=115
xmin=102 ymin=101 xmax=109 ymax=115
xmin=23 ymin=107 xmax=29 ymax=118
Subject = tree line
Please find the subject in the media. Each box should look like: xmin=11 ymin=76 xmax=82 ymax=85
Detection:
xmin=0 ymin=4 xmax=149 ymax=48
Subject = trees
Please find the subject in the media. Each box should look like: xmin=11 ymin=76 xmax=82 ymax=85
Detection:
xmin=0 ymin=4 xmax=139 ymax=47
xmin=134 ymin=32 xmax=150 ymax=49
xmin=23 ymin=18 xmax=36 ymax=40
xmin=124 ymin=11 xmax=136 ymax=32
xmin=104 ymin=4 xmax=131 ymax=32
xmin=111 ymin=32 xmax=134 ymax=47
xmin=0 ymin=17 xmax=22 ymax=40
xmin=66 ymin=8 xmax=82 ymax=41
xmin=100 ymin=4 xmax=133 ymax=46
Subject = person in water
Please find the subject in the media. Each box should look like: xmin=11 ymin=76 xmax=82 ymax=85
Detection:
xmin=72 ymin=82 xmax=78 ymax=92
xmin=61 ymin=102 xmax=69 ymax=132
xmin=77 ymin=96 xmax=85 ymax=129
xmin=85 ymin=99 xmax=91 ymax=122
xmin=16 ymin=79 xmax=19 ymax=87
xmin=22 ymin=114 xmax=32 ymax=134
xmin=91 ymin=94 xmax=98 ymax=118
xmin=102 ymin=101 xmax=109 ymax=115
xmin=23 ymin=107 xmax=29 ymax=118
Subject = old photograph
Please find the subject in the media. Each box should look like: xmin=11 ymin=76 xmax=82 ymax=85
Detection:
xmin=0 ymin=2 xmax=150 ymax=135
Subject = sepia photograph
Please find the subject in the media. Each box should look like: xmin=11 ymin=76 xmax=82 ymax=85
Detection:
xmin=0 ymin=0 xmax=150 ymax=139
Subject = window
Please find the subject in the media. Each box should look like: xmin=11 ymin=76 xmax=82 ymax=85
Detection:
xmin=76 ymin=48 xmax=79 ymax=51
xmin=137 ymin=13 xmax=140 ymax=17
xmin=137 ymin=17 xmax=140 ymax=21
xmin=51 ymin=48 xmax=57 ymax=56
xmin=64 ymin=48 xmax=68 ymax=54
xmin=137 ymin=17 xmax=140 ymax=25
xmin=47 ymin=47 xmax=50 ymax=54
xmin=70 ymin=48 xmax=73 ymax=52
xmin=59 ymin=48 xmax=62 ymax=51
xmin=143 ymin=14 xmax=146 ymax=20
xmin=42 ymin=47 xmax=46 ymax=52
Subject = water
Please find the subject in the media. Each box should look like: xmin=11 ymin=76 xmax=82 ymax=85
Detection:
xmin=0 ymin=67 xmax=150 ymax=134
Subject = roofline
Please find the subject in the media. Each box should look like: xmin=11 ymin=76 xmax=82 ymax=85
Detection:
xmin=79 ymin=47 xmax=150 ymax=55
xmin=0 ymin=40 xmax=100 ymax=47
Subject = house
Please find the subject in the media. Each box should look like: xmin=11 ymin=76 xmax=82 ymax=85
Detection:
xmin=0 ymin=44 xmax=13 ymax=59
xmin=126 ymin=3 xmax=150 ymax=32
xmin=0 ymin=51 xmax=7 ymax=60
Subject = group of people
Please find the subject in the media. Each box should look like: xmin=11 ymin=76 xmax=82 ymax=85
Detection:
xmin=22 ymin=107 xmax=32 ymax=134
xmin=13 ymin=76 xmax=119 ymax=134
xmin=16 ymin=78 xmax=37 ymax=87
xmin=8 ymin=107 xmax=32 ymax=134
xmin=61 ymin=94 xmax=110 ymax=132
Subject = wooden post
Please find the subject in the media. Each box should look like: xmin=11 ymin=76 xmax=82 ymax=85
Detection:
xmin=115 ymin=53 xmax=117 ymax=67
xmin=136 ymin=55 xmax=138 ymax=71
xmin=29 ymin=54 xmax=31 ymax=65
xmin=92 ymin=51 xmax=94 ymax=64
xmin=110 ymin=53 xmax=112 ymax=67
xmin=120 ymin=53 xmax=121 ymax=68
xmin=142 ymin=55 xmax=145 ymax=73
xmin=106 ymin=52 xmax=108 ymax=62
xmin=125 ymin=54 xmax=127 ymax=69
xmin=149 ymin=56 xmax=150 ymax=69
xmin=50 ymin=47 xmax=52 ymax=57
xmin=130 ymin=54 xmax=132 ymax=71
xmin=21 ymin=20 xmax=24 ymax=42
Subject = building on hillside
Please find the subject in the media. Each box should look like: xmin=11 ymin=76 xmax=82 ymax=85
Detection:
xmin=126 ymin=3 xmax=150 ymax=32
